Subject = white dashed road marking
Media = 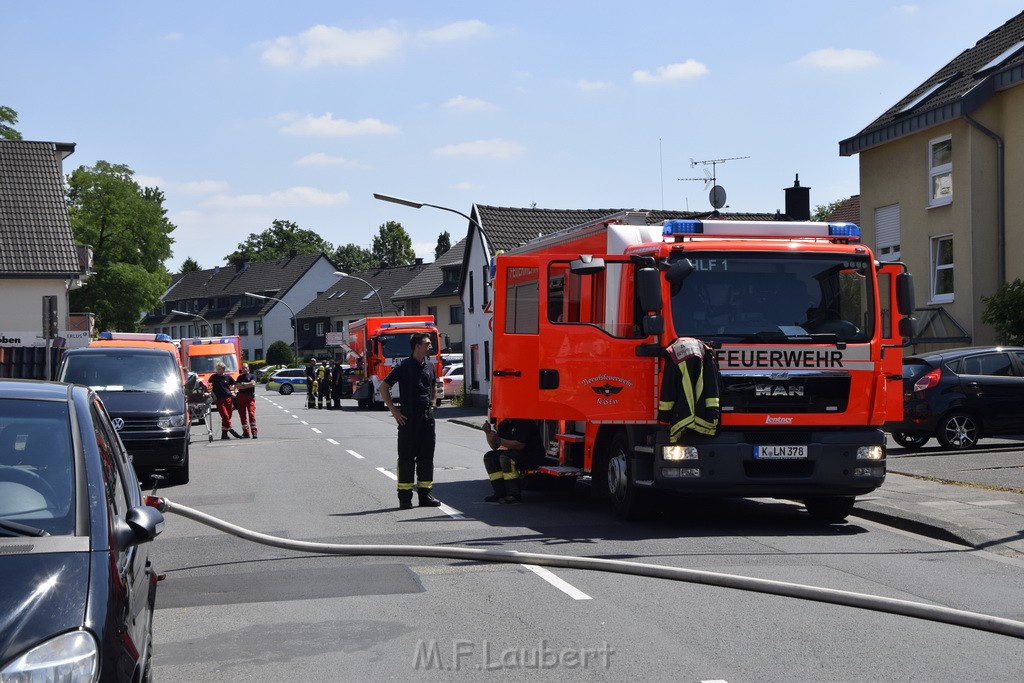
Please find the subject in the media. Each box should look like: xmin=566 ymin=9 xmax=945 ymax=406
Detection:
xmin=346 ymin=449 xmax=365 ymax=459
xmin=522 ymin=565 xmax=592 ymax=601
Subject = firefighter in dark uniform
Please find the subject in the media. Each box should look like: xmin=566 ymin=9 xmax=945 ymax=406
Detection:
xmin=482 ymin=418 xmax=543 ymax=504
xmin=304 ymin=359 xmax=317 ymax=409
xmin=380 ymin=332 xmax=441 ymax=510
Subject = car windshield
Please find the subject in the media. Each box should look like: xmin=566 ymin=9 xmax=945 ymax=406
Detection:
xmin=669 ymin=251 xmax=874 ymax=343
xmin=0 ymin=399 xmax=75 ymax=536
xmin=60 ymin=352 xmax=181 ymax=393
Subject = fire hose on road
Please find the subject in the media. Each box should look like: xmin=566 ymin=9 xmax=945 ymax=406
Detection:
xmin=146 ymin=496 xmax=1024 ymax=641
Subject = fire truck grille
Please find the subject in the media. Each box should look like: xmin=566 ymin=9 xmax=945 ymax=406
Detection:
xmin=743 ymin=460 xmax=815 ymax=478
xmin=720 ymin=375 xmax=851 ymax=414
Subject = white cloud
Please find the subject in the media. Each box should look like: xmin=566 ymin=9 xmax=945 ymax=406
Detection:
xmin=795 ymin=48 xmax=881 ymax=70
xmin=442 ymin=95 xmax=497 ymax=111
xmin=633 ymin=59 xmax=709 ymax=84
xmin=279 ymin=113 xmax=400 ymax=137
xmin=296 ymin=152 xmax=353 ymax=167
xmin=453 ymin=181 xmax=476 ymax=191
xmin=135 ymin=175 xmax=228 ymax=196
xmin=433 ymin=139 xmax=524 ymax=160
xmin=419 ymin=20 xmax=488 ymax=43
xmin=260 ymin=24 xmax=403 ymax=68
xmin=578 ymin=79 xmax=613 ymax=92
xmin=202 ymin=186 xmax=350 ymax=209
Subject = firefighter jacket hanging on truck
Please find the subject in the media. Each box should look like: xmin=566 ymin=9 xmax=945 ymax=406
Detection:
xmin=658 ymin=337 xmax=722 ymax=441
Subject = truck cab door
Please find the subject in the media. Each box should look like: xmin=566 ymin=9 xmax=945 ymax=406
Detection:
xmin=492 ymin=254 xmax=659 ymax=422
xmin=878 ymin=262 xmax=912 ymax=422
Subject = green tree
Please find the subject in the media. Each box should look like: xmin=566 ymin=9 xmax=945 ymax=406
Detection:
xmin=811 ymin=199 xmax=848 ymax=222
xmin=266 ymin=339 xmax=295 ymax=367
xmin=332 ymin=243 xmax=375 ymax=273
xmin=226 ymin=219 xmax=333 ymax=263
xmin=981 ymin=279 xmax=1024 ymax=345
xmin=371 ymin=221 xmax=415 ymax=267
xmin=179 ymin=256 xmax=202 ymax=273
xmin=0 ymin=105 xmax=22 ymax=140
xmin=434 ymin=230 xmax=451 ymax=259
xmin=67 ymin=161 xmax=174 ymax=331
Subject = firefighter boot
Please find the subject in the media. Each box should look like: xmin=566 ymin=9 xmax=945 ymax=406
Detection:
xmin=501 ymin=473 xmax=522 ymax=504
xmin=397 ymin=490 xmax=414 ymax=510
xmin=221 ymin=431 xmax=230 ymax=440
xmin=418 ymin=489 xmax=442 ymax=507
xmin=484 ymin=478 xmax=506 ymax=503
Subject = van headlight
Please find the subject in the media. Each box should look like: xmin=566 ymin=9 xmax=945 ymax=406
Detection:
xmin=0 ymin=631 xmax=99 ymax=682
xmin=158 ymin=413 xmax=187 ymax=429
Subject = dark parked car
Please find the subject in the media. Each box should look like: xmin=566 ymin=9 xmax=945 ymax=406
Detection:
xmin=885 ymin=346 xmax=1024 ymax=450
xmin=57 ymin=345 xmax=190 ymax=486
xmin=0 ymin=379 xmax=164 ymax=681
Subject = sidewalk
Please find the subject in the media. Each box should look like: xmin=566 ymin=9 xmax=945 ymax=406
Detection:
xmin=438 ymin=405 xmax=1024 ymax=558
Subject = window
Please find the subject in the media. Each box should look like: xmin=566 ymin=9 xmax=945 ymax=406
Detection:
xmin=874 ymin=204 xmax=900 ymax=260
xmin=503 ymin=266 xmax=538 ymax=334
xmin=171 ymin=326 xmax=178 ymax=338
xmin=450 ymin=305 xmax=463 ymax=325
xmin=227 ymin=321 xmax=235 ymax=334
xmin=238 ymin=321 xmax=249 ymax=336
xmin=242 ymin=349 xmax=250 ymax=361
xmin=929 ymin=136 xmax=952 ymax=207
xmin=469 ymin=271 xmax=475 ymax=312
xmin=427 ymin=306 xmax=437 ymax=322
xmin=316 ymin=322 xmax=324 ymax=336
xmin=213 ymin=323 xmax=223 ymax=335
xmin=930 ymin=235 xmax=954 ymax=303
xmin=482 ymin=265 xmax=490 ymax=307
xmin=254 ymin=320 xmax=262 ymax=335
xmin=255 ymin=348 xmax=263 ymax=361
xmin=442 ymin=267 xmax=459 ymax=285
xmin=199 ymin=324 xmax=208 ymax=337
xmin=961 ymin=353 xmax=1012 ymax=377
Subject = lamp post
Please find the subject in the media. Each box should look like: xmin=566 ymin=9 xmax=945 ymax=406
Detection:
xmin=171 ymin=309 xmax=212 ymax=337
xmin=372 ymin=193 xmax=488 ymax=240
xmin=334 ymin=271 xmax=385 ymax=317
xmin=244 ymin=292 xmax=298 ymax=363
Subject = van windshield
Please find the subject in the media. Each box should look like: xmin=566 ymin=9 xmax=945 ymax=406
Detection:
xmin=60 ymin=353 xmax=181 ymax=393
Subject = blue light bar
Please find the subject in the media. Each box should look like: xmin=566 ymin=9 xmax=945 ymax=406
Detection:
xmin=827 ymin=223 xmax=861 ymax=238
xmin=663 ymin=219 xmax=704 ymax=236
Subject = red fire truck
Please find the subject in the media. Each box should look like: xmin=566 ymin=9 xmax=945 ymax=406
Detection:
xmin=347 ymin=316 xmax=444 ymax=409
xmin=490 ymin=213 xmax=915 ymax=521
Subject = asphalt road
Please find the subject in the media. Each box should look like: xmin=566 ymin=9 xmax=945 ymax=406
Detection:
xmin=149 ymin=392 xmax=1024 ymax=681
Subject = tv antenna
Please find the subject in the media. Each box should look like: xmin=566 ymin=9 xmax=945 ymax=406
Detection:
xmin=678 ymin=155 xmax=750 ymax=209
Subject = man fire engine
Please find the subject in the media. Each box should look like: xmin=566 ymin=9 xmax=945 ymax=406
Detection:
xmin=490 ymin=213 xmax=914 ymax=521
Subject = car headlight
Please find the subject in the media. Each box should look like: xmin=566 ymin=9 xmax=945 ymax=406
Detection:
xmin=0 ymin=630 xmax=99 ymax=682
xmin=158 ymin=413 xmax=187 ymax=429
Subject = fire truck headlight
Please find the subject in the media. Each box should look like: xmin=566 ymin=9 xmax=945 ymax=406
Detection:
xmin=854 ymin=466 xmax=885 ymax=478
xmin=857 ymin=445 xmax=884 ymax=461
xmin=662 ymin=467 xmax=701 ymax=478
xmin=662 ymin=445 xmax=698 ymax=461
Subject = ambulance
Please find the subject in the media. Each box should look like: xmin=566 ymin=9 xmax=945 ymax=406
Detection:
xmin=347 ymin=316 xmax=444 ymax=409
xmin=490 ymin=213 xmax=915 ymax=521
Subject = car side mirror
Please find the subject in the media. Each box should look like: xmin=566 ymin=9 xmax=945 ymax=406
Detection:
xmin=116 ymin=505 xmax=165 ymax=549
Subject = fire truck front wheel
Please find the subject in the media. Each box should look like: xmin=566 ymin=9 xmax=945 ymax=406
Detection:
xmin=607 ymin=432 xmax=647 ymax=520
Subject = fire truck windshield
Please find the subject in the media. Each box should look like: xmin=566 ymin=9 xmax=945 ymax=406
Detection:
xmin=376 ymin=332 xmax=441 ymax=358
xmin=669 ymin=251 xmax=874 ymax=343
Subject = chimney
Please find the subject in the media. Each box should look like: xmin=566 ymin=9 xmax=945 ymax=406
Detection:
xmin=415 ymin=257 xmax=423 ymax=266
xmin=784 ymin=174 xmax=811 ymax=221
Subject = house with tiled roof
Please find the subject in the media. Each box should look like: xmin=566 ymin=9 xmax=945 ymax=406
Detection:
xmin=458 ymin=204 xmax=777 ymax=408
xmin=392 ymin=238 xmax=466 ymax=352
xmin=294 ymin=261 xmax=430 ymax=358
xmin=840 ymin=10 xmax=1024 ymax=349
xmin=140 ymin=251 xmax=339 ymax=362
xmin=1 ymin=140 xmax=92 ymax=376
xmin=824 ymin=195 xmax=860 ymax=226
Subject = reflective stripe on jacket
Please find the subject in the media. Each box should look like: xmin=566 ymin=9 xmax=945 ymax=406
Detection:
xmin=657 ymin=337 xmax=722 ymax=441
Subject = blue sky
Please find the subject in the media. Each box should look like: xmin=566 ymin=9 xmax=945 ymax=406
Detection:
xmin=4 ymin=1 xmax=1020 ymax=272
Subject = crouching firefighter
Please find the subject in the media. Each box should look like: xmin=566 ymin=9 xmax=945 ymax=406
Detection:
xmin=658 ymin=337 xmax=722 ymax=441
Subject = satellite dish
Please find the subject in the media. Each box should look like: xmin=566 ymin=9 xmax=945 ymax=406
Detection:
xmin=709 ymin=185 xmax=727 ymax=209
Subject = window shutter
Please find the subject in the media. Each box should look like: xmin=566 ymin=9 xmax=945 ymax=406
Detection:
xmin=874 ymin=204 xmax=900 ymax=258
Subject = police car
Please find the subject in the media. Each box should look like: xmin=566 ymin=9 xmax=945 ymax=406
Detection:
xmin=265 ymin=368 xmax=309 ymax=395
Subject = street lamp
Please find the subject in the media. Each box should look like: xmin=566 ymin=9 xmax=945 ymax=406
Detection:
xmin=171 ymin=309 xmax=211 ymax=337
xmin=245 ymin=292 xmax=298 ymax=362
xmin=373 ymin=193 xmax=488 ymax=239
xmin=334 ymin=272 xmax=385 ymax=317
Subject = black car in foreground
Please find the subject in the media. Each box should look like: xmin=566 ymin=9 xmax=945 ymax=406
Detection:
xmin=0 ymin=379 xmax=164 ymax=681
xmin=884 ymin=346 xmax=1024 ymax=450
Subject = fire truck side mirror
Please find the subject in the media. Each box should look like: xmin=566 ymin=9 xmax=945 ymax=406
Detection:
xmin=636 ymin=267 xmax=662 ymax=312
xmin=895 ymin=272 xmax=915 ymax=316
xmin=898 ymin=316 xmax=916 ymax=340
xmin=666 ymin=259 xmax=694 ymax=284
